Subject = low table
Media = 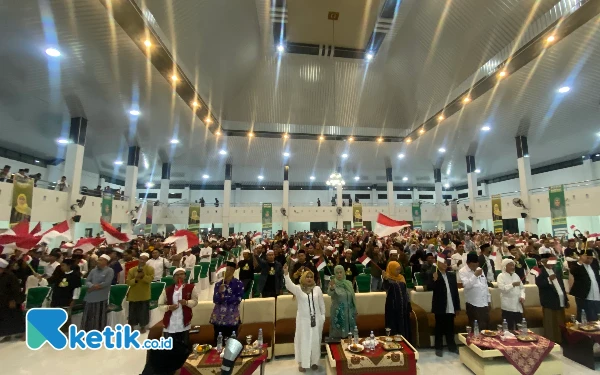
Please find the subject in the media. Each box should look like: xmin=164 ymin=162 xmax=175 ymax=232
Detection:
xmin=560 ymin=324 xmax=600 ymax=370
xmin=457 ymin=333 xmax=562 ymax=375
xmin=180 ymin=344 xmax=268 ymax=375
xmin=324 ymin=336 xmax=419 ymax=375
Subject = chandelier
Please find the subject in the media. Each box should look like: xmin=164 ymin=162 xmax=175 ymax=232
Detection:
xmin=326 ymin=172 xmax=345 ymax=187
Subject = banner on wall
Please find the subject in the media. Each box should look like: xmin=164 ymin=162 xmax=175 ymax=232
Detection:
xmin=101 ymin=192 xmax=113 ymax=223
xmin=549 ymin=185 xmax=568 ymax=236
xmin=451 ymin=201 xmax=459 ymax=230
xmin=492 ymin=194 xmax=503 ymax=234
xmin=411 ymin=203 xmax=422 ymax=230
xmin=188 ymin=204 xmax=200 ymax=235
xmin=262 ymin=203 xmax=272 ymax=239
xmin=352 ymin=203 xmax=363 ymax=229
xmin=9 ymin=176 xmax=34 ymax=227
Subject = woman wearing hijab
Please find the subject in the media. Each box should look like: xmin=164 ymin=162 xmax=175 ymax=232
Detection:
xmin=9 ymin=193 xmax=31 ymax=223
xmin=327 ymin=265 xmax=357 ymax=339
xmin=496 ymin=258 xmax=525 ymax=330
xmin=383 ymin=261 xmax=411 ymax=337
xmin=283 ymin=263 xmax=325 ymax=372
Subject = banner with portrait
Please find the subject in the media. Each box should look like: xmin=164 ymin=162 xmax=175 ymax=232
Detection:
xmin=188 ymin=204 xmax=200 ymax=235
xmin=549 ymin=185 xmax=568 ymax=237
xmin=9 ymin=176 xmax=34 ymax=227
xmin=352 ymin=203 xmax=363 ymax=229
xmin=451 ymin=200 xmax=459 ymax=230
xmin=492 ymin=194 xmax=503 ymax=234
xmin=412 ymin=203 xmax=422 ymax=230
xmin=262 ymin=203 xmax=272 ymax=238
xmin=101 ymin=192 xmax=113 ymax=223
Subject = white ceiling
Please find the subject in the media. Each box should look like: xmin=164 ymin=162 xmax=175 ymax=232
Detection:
xmin=0 ymin=0 xmax=598 ymax=189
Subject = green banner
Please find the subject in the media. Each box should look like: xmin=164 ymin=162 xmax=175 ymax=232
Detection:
xmin=101 ymin=192 xmax=113 ymax=223
xmin=412 ymin=203 xmax=421 ymax=229
xmin=189 ymin=204 xmax=200 ymax=235
xmin=549 ymin=185 xmax=568 ymax=237
xmin=492 ymin=194 xmax=503 ymax=234
xmin=451 ymin=200 xmax=459 ymax=230
xmin=352 ymin=203 xmax=363 ymax=229
xmin=262 ymin=203 xmax=272 ymax=238
xmin=9 ymin=176 xmax=34 ymax=227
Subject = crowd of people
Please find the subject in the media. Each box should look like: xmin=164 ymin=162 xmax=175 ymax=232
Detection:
xmin=1 ymin=226 xmax=600 ymax=370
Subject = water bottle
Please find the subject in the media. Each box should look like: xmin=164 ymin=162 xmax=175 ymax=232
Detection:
xmin=502 ymin=319 xmax=508 ymax=333
xmin=473 ymin=320 xmax=480 ymax=337
xmin=216 ymin=332 xmax=223 ymax=353
xmin=581 ymin=310 xmax=588 ymax=325
xmin=257 ymin=328 xmax=263 ymax=347
xmin=231 ymin=331 xmax=237 ymax=340
xmin=353 ymin=326 xmax=359 ymax=345
xmin=369 ymin=331 xmax=375 ymax=351
xmin=521 ymin=318 xmax=528 ymax=333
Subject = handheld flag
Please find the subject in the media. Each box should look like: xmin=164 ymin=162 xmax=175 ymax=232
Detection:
xmin=357 ymin=254 xmax=371 ymax=266
xmin=374 ymin=213 xmax=410 ymax=237
xmin=316 ymin=257 xmax=326 ymax=271
xmin=100 ymin=218 xmax=136 ymax=245
xmin=163 ymin=230 xmax=200 ymax=254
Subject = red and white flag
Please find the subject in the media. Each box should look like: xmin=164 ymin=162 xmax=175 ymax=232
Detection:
xmin=38 ymin=221 xmax=72 ymax=244
xmin=252 ymin=232 xmax=262 ymax=243
xmin=100 ymin=218 xmax=136 ymax=245
xmin=70 ymin=237 xmax=105 ymax=253
xmin=163 ymin=230 xmax=200 ymax=254
xmin=30 ymin=222 xmax=42 ymax=236
xmin=316 ymin=257 xmax=326 ymax=271
xmin=215 ymin=263 xmax=227 ymax=277
xmin=529 ymin=266 xmax=541 ymax=277
xmin=374 ymin=213 xmax=410 ymax=237
xmin=357 ymin=254 xmax=371 ymax=266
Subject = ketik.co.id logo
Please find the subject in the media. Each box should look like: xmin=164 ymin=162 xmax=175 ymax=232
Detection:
xmin=26 ymin=308 xmax=172 ymax=350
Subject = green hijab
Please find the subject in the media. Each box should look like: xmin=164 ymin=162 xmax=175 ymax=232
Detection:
xmin=333 ymin=265 xmax=355 ymax=295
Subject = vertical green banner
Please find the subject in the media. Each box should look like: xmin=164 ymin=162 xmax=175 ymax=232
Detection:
xmin=9 ymin=176 xmax=33 ymax=227
xmin=101 ymin=192 xmax=113 ymax=223
xmin=412 ymin=203 xmax=422 ymax=229
xmin=352 ymin=203 xmax=363 ymax=229
xmin=549 ymin=185 xmax=568 ymax=236
xmin=188 ymin=204 xmax=200 ymax=235
xmin=262 ymin=203 xmax=272 ymax=238
xmin=451 ymin=201 xmax=459 ymax=230
xmin=492 ymin=194 xmax=503 ymax=234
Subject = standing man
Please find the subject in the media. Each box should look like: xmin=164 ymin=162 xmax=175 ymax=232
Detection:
xmin=126 ymin=252 xmax=154 ymax=333
xmin=291 ymin=250 xmax=318 ymax=285
xmin=451 ymin=244 xmax=467 ymax=271
xmin=322 ymin=246 xmax=337 ymax=291
xmin=199 ymin=244 xmax=212 ymax=282
xmin=253 ymin=250 xmax=283 ymax=298
xmin=0 ymin=258 xmax=25 ymax=341
xmin=81 ymin=254 xmax=114 ymax=332
xmin=147 ymin=249 xmax=171 ymax=282
xmin=478 ymin=244 xmax=496 ymax=284
xmin=339 ymin=249 xmax=359 ymax=288
xmin=367 ymin=244 xmax=387 ymax=292
xmin=536 ymin=254 xmax=568 ymax=343
xmin=427 ymin=254 xmax=460 ymax=357
xmin=459 ymin=253 xmax=491 ymax=330
xmin=238 ymin=249 xmax=255 ymax=293
xmin=570 ymin=249 xmax=600 ymax=321
xmin=496 ymin=258 xmax=525 ymax=330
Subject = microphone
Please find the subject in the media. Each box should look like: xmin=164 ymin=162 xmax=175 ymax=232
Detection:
xmin=220 ymin=338 xmax=243 ymax=375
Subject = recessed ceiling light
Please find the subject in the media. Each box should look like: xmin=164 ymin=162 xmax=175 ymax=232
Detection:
xmin=438 ymin=148 xmax=446 ymax=153
xmin=171 ymin=75 xmax=178 ymax=81
xmin=215 ymin=130 xmax=221 ymax=136
xmin=56 ymin=138 xmax=69 ymax=144
xmin=419 ymin=128 xmax=425 ymax=134
xmin=398 ymin=153 xmax=405 ymax=159
xmin=283 ymin=133 xmax=289 ymax=139
xmin=146 ymin=182 xmax=155 ymax=188
xmin=377 ymin=137 xmax=383 ymax=143
xmin=405 ymin=138 xmax=412 ymax=144
xmin=438 ymin=114 xmax=445 ymax=121
xmin=444 ymin=183 xmax=450 ymax=188
xmin=34 ymin=160 xmax=40 ymax=163
xmin=366 ymin=52 xmax=374 ymax=61
xmin=498 ymin=70 xmax=507 ymax=78
xmin=463 ymin=97 xmax=471 ymax=104
xmin=546 ymin=35 xmax=556 ymax=43
xmin=258 ymin=175 xmax=264 ymax=180
xmin=144 ymin=40 xmax=152 ymax=47
xmin=596 ymin=154 xmax=600 ymax=157
xmin=192 ymin=101 xmax=200 ymax=107
xmin=319 ymin=135 xmax=325 ymax=141
xmin=202 ymin=174 xmax=209 ymax=179
xmin=310 ymin=176 xmax=315 ymax=181
xmin=341 ymin=153 xmax=348 ymax=159
xmin=481 ymin=125 xmax=491 ymax=131
xmin=45 ymin=48 xmax=61 ymax=57
xmin=283 ymin=152 xmax=290 ymax=157
xmin=219 ymin=150 xmax=227 ymax=155
xmin=129 ymin=109 xmax=140 ymax=116
xmin=170 ymin=139 xmax=180 ymax=144
xmin=407 ymin=188 xmax=411 ymax=191
xmin=402 ymin=177 xmax=408 ymax=181
xmin=114 ymin=160 xmax=123 ymax=165
xmin=557 ymin=86 xmax=570 ymax=93
xmin=205 ymin=117 xmax=212 ymax=124
xmin=475 ymin=169 xmax=481 ymax=173
xmin=277 ymin=44 xmax=285 ymax=53
xmin=248 ymin=132 xmax=254 ymax=137
xmin=354 ymin=176 xmax=360 ymax=181
xmin=348 ymin=137 xmax=354 ymax=142
xmin=524 ymin=154 xmax=529 ymax=157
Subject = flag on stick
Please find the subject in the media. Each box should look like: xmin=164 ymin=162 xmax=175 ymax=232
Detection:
xmin=374 ymin=213 xmax=410 ymax=237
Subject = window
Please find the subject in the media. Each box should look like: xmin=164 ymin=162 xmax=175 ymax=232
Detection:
xmin=397 ymin=194 xmax=412 ymax=199
xmin=378 ymin=194 xmax=387 ymax=199
xmin=342 ymin=194 xmax=351 ymax=199
xmin=458 ymin=192 xmax=468 ymax=199
xmin=355 ymin=194 xmax=370 ymax=200
xmin=442 ymin=195 xmax=453 ymax=200
xmin=419 ymin=194 xmax=434 ymax=199
xmin=139 ymin=192 xmax=157 ymax=199
xmin=168 ymin=193 xmax=182 ymax=199
xmin=478 ymin=190 xmax=483 ymax=196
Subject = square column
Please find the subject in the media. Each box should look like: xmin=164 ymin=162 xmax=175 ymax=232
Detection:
xmin=64 ymin=118 xmax=86 ymax=240
xmin=582 ymin=157 xmax=595 ymax=181
xmin=371 ymin=184 xmax=377 ymax=205
xmin=222 ymin=164 xmax=232 ymax=237
xmin=516 ymin=136 xmax=537 ymax=233
xmin=123 ymin=146 xmax=140 ymax=233
xmin=336 ymin=183 xmax=343 ymax=229
xmin=386 ymin=168 xmax=394 ymax=215
xmin=466 ymin=155 xmax=479 ymax=231
xmin=160 ymin=163 xmax=170 ymax=203
xmin=282 ymin=165 xmax=289 ymax=233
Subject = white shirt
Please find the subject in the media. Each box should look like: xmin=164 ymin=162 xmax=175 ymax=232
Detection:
xmin=199 ymin=247 xmax=212 ymax=263
xmin=55 ymin=180 xmax=70 ymax=192
xmin=181 ymin=254 xmax=197 ymax=270
xmin=539 ymin=246 xmax=554 ymax=255
xmin=44 ymin=261 xmax=60 ymax=277
xmin=441 ymin=272 xmax=455 ymax=314
xmin=545 ymin=268 xmax=565 ymax=307
xmin=484 ymin=255 xmax=494 ymax=282
xmin=459 ymin=266 xmax=490 ymax=307
xmin=78 ymin=259 xmax=88 ymax=276
xmin=451 ymin=252 xmax=467 ymax=271
xmin=146 ymin=257 xmax=170 ymax=281
xmin=164 ymin=286 xmax=186 ymax=333
xmin=583 ymin=264 xmax=600 ymax=301
xmin=496 ymin=271 xmax=525 ymax=313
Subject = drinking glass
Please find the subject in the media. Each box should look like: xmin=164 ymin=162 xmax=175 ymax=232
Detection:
xmin=497 ymin=324 xmax=503 ymax=334
xmin=385 ymin=328 xmax=391 ymax=338
xmin=571 ymin=315 xmax=576 ymax=324
xmin=516 ymin=323 xmax=522 ymax=333
xmin=246 ymin=335 xmax=252 ymax=348
xmin=466 ymin=326 xmax=472 ymax=337
xmin=348 ymin=332 xmax=353 ymax=344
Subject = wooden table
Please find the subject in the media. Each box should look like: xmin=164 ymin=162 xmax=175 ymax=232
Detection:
xmin=180 ymin=345 xmax=268 ymax=375
xmin=457 ymin=333 xmax=562 ymax=375
xmin=560 ymin=325 xmax=600 ymax=370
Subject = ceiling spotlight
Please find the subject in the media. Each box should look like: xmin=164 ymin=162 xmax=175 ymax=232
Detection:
xmin=596 ymin=154 xmax=600 ymax=157
xmin=438 ymin=114 xmax=445 ymax=121
xmin=144 ymin=40 xmax=152 ymax=47
xmin=366 ymin=52 xmax=374 ymax=61
xmin=129 ymin=109 xmax=140 ymax=116
xmin=444 ymin=183 xmax=450 ymax=188
xmin=192 ymin=101 xmax=200 ymax=107
xmin=463 ymin=97 xmax=471 ymax=104
xmin=405 ymin=138 xmax=412 ymax=144
xmin=248 ymin=132 xmax=254 ymax=137
xmin=202 ymin=174 xmax=209 ymax=179
xmin=354 ymin=176 xmax=360 ymax=181
xmin=114 ymin=160 xmax=123 ymax=165
xmin=277 ymin=44 xmax=285 ymax=53
xmin=475 ymin=169 xmax=481 ymax=173
xmin=481 ymin=125 xmax=491 ymax=131
xmin=146 ymin=182 xmax=155 ymax=188
xmin=546 ymin=35 xmax=556 ymax=43
xmin=348 ymin=137 xmax=354 ymax=142
xmin=170 ymin=139 xmax=180 ymax=144
xmin=402 ymin=177 xmax=408 ymax=181
xmin=557 ymin=86 xmax=570 ymax=93
xmin=398 ymin=153 xmax=405 ymax=159
xmin=310 ymin=176 xmax=315 ymax=181
xmin=283 ymin=133 xmax=289 ymax=139
xmin=319 ymin=135 xmax=325 ymax=141
xmin=258 ymin=175 xmax=264 ymax=180
xmin=215 ymin=130 xmax=221 ymax=136
xmin=438 ymin=148 xmax=446 ymax=153
xmin=524 ymin=154 xmax=529 ymax=158
xmin=283 ymin=152 xmax=290 ymax=157
xmin=219 ymin=150 xmax=227 ymax=155
xmin=45 ymin=48 xmax=61 ymax=57
xmin=377 ymin=137 xmax=383 ymax=143
xmin=34 ymin=160 xmax=40 ymax=163
xmin=407 ymin=188 xmax=411 ymax=191
xmin=419 ymin=128 xmax=425 ymax=134
xmin=56 ymin=138 xmax=69 ymax=144
xmin=498 ymin=70 xmax=507 ymax=78
xmin=341 ymin=153 xmax=348 ymax=159
xmin=171 ymin=75 xmax=178 ymax=81
xmin=204 ymin=117 xmax=212 ymax=124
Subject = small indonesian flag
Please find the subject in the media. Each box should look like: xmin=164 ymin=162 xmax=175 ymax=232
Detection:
xmin=22 ymin=254 xmax=33 ymax=264
xmin=163 ymin=230 xmax=200 ymax=254
xmin=316 ymin=257 xmax=326 ymax=271
xmin=374 ymin=213 xmax=410 ymax=237
xmin=358 ymin=254 xmax=371 ymax=266
xmin=437 ymin=254 xmax=447 ymax=263
xmin=530 ymin=266 xmax=541 ymax=278
xmin=215 ymin=263 xmax=227 ymax=277
xmin=38 ymin=220 xmax=72 ymax=244
xmin=100 ymin=218 xmax=136 ymax=245
xmin=252 ymin=232 xmax=262 ymax=242
xmin=570 ymin=225 xmax=577 ymax=230
xmin=547 ymin=257 xmax=558 ymax=266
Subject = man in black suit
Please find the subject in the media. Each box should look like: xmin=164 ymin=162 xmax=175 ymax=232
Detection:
xmin=427 ymin=254 xmax=460 ymax=357
xmin=535 ymin=254 xmax=569 ymax=344
xmin=478 ymin=243 xmax=496 ymax=284
xmin=253 ymin=250 xmax=283 ymax=298
xmin=570 ymin=249 xmax=600 ymax=321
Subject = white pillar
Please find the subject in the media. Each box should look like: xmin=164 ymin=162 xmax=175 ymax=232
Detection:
xmin=123 ymin=164 xmax=138 ymax=232
xmin=435 ymin=178 xmax=444 ymax=230
xmin=328 ymin=187 xmax=334 ymax=205
xmin=99 ymin=177 xmax=105 ymax=188
xmin=466 ymin=155 xmax=479 ymax=231
xmin=336 ymin=184 xmax=343 ymax=229
xmin=412 ymin=187 xmax=419 ymax=202
xmin=222 ymin=164 xmax=232 ymax=237
xmin=184 ymin=186 xmax=190 ymax=202
xmin=371 ymin=185 xmax=377 ymax=205
xmin=159 ymin=179 xmax=169 ymax=203
xmin=283 ymin=180 xmax=289 ymax=233
xmin=517 ymin=156 xmax=538 ymax=234
xmin=480 ymin=182 xmax=488 ymax=197
xmin=582 ymin=157 xmax=595 ymax=181
xmin=387 ymin=181 xmax=394 ymax=215
xmin=235 ymin=185 xmax=241 ymax=205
